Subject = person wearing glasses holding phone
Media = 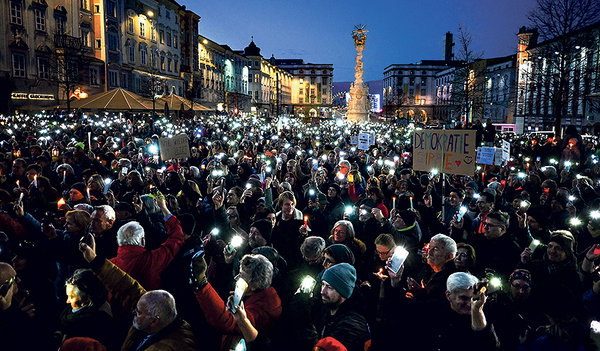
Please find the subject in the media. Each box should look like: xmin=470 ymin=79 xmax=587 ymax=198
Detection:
xmin=469 ymin=211 xmax=523 ymax=280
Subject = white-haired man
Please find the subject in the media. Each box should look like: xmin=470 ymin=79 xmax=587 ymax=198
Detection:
xmin=375 ymin=269 xmax=499 ymax=350
xmin=79 ymin=237 xmax=198 ymax=351
xmin=110 ymin=194 xmax=184 ymax=290
xmin=91 ymin=204 xmax=119 ymax=259
xmin=407 ymin=233 xmax=458 ymax=302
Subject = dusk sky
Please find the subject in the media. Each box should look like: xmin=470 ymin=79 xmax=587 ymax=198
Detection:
xmin=188 ymin=0 xmax=538 ymax=83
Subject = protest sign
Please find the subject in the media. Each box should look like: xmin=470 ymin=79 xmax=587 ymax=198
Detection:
xmin=350 ymin=136 xmax=358 ymax=145
xmin=358 ymin=132 xmax=370 ymax=150
xmin=159 ymin=134 xmax=191 ymax=160
xmin=413 ymin=130 xmax=476 ymax=176
xmin=476 ymin=147 xmax=496 ymax=165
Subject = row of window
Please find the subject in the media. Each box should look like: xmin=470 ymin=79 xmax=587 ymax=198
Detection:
xmin=12 ymin=52 xmax=102 ymax=87
xmin=10 ymin=1 xmax=68 ymax=34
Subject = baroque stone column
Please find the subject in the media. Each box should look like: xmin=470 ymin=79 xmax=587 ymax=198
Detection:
xmin=347 ymin=24 xmax=371 ymax=122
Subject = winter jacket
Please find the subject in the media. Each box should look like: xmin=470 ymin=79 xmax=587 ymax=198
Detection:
xmin=316 ymin=300 xmax=369 ymax=351
xmin=110 ymin=215 xmax=184 ymax=290
xmin=91 ymin=258 xmax=198 ymax=351
xmin=194 ymin=282 xmax=282 ymax=351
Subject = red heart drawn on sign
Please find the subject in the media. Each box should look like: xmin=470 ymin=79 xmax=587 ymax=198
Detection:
xmin=455 ymin=160 xmax=462 ymax=167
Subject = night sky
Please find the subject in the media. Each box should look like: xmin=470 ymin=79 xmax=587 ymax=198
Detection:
xmin=188 ymin=0 xmax=538 ymax=83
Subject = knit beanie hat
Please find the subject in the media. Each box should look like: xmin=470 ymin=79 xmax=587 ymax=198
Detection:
xmin=70 ymin=182 xmax=88 ymax=199
xmin=527 ymin=208 xmax=549 ymax=229
xmin=465 ymin=181 xmax=479 ymax=192
xmin=398 ymin=209 xmax=416 ymax=226
xmin=549 ymin=231 xmax=575 ymax=258
xmin=251 ymin=219 xmax=273 ymax=244
xmin=322 ymin=263 xmax=356 ymax=299
xmin=328 ymin=183 xmax=341 ymax=195
xmin=327 ymin=244 xmax=355 ymax=265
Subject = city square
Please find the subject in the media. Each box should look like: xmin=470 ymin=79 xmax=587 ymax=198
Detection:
xmin=1 ymin=0 xmax=600 ymax=350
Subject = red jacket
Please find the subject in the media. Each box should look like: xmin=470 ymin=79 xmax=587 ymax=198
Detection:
xmin=195 ymin=282 xmax=282 ymax=351
xmin=110 ymin=215 xmax=184 ymax=290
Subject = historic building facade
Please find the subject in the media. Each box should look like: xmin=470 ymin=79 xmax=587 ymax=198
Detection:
xmin=383 ymin=60 xmax=457 ymax=122
xmin=274 ymin=59 xmax=333 ymax=118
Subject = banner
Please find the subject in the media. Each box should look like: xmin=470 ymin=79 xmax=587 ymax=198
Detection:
xmin=159 ymin=134 xmax=191 ymax=160
xmin=413 ymin=130 xmax=476 ymax=176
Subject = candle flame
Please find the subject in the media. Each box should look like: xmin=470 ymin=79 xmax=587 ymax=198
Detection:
xmin=57 ymin=198 xmax=66 ymax=207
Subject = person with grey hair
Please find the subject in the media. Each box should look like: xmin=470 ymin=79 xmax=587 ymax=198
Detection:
xmin=78 ymin=235 xmax=198 ymax=351
xmin=329 ymin=219 xmax=367 ymax=273
xmin=407 ymin=233 xmax=458 ymax=302
xmin=109 ymin=192 xmax=184 ymax=291
xmin=91 ymin=205 xmax=119 ymax=259
xmin=192 ymin=253 xmax=282 ymax=350
xmin=377 ymin=267 xmax=498 ymax=350
xmin=301 ymin=236 xmax=326 ymax=271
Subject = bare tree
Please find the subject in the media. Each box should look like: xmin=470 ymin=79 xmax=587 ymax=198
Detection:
xmin=141 ymin=68 xmax=164 ymax=115
xmin=526 ymin=0 xmax=600 ymax=137
xmin=50 ymin=34 xmax=86 ymax=113
xmin=448 ymin=24 xmax=485 ymax=123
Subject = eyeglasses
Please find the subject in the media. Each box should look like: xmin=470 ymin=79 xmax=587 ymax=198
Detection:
xmin=0 ymin=276 xmax=17 ymax=296
xmin=511 ymin=283 xmax=531 ymax=291
xmin=375 ymin=248 xmax=391 ymax=256
xmin=483 ymin=222 xmax=503 ymax=229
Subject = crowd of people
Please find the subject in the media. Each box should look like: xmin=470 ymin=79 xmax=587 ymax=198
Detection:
xmin=1 ymin=111 xmax=600 ymax=351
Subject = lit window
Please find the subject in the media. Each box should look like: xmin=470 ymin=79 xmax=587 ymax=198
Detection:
xmin=10 ymin=1 xmax=22 ymax=25
xmin=173 ymin=35 xmax=177 ymax=48
xmin=35 ymin=9 xmax=46 ymax=31
xmin=151 ymin=27 xmax=156 ymax=41
xmin=80 ymin=0 xmax=89 ymax=10
xmin=159 ymin=30 xmax=164 ymax=44
xmin=140 ymin=21 xmax=145 ymax=37
xmin=13 ymin=53 xmax=26 ymax=77
xmin=161 ymin=57 xmax=165 ymax=70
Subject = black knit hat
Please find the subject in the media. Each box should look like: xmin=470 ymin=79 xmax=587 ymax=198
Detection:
xmin=70 ymin=182 xmax=88 ymax=199
xmin=251 ymin=219 xmax=273 ymax=244
xmin=398 ymin=210 xmax=416 ymax=226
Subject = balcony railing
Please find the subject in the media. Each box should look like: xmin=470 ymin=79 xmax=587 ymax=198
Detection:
xmin=54 ymin=34 xmax=83 ymax=50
